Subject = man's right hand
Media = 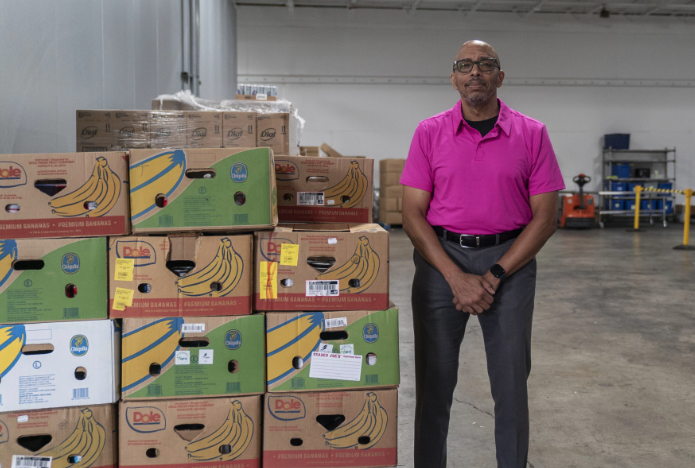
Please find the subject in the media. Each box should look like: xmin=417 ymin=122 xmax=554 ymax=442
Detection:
xmin=446 ymin=270 xmax=495 ymax=315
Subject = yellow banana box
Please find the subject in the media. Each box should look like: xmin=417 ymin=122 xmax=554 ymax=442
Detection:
xmin=0 ymin=152 xmax=130 ymax=238
xmin=119 ymin=395 xmax=262 ymax=468
xmin=128 ymin=148 xmax=278 ymax=234
xmin=0 ymin=320 xmax=120 ymax=412
xmin=266 ymin=306 xmax=400 ymax=392
xmin=263 ymin=389 xmax=398 ymax=468
xmin=276 ymin=155 xmax=374 ymax=223
xmin=0 ymin=237 xmax=107 ymax=324
xmin=0 ymin=404 xmax=117 ymax=468
xmin=108 ymin=235 xmax=253 ymax=318
xmin=254 ymin=224 xmax=389 ymax=311
xmin=121 ymin=315 xmax=265 ymax=400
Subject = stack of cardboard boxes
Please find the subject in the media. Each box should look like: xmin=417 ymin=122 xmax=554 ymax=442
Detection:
xmin=379 ymin=159 xmax=406 ymax=226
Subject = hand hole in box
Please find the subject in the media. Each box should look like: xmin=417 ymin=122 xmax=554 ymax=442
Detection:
xmin=348 ymin=278 xmax=361 ymax=288
xmin=155 ymin=193 xmax=167 ymax=208
xmin=234 ymin=192 xmax=246 ymax=206
xmin=280 ymin=278 xmax=294 ymax=288
xmin=358 ymin=436 xmax=371 ymax=445
xmin=228 ymin=360 xmax=239 ymax=373
xmin=179 ymin=337 xmax=210 ymax=348
xmin=341 ymin=195 xmax=351 ymax=203
xmin=74 ymin=366 xmax=87 ymax=380
xmin=219 ymin=444 xmax=232 ymax=455
xmin=65 ymin=284 xmax=78 ymax=298
xmin=21 ymin=344 xmax=54 ymax=355
xmin=67 ymin=455 xmax=83 ymax=464
xmin=315 ymin=414 xmax=346 ymax=431
xmin=174 ymin=423 xmax=206 ymax=442
xmin=5 ymin=203 xmax=20 ymax=213
xmin=17 ymin=435 xmax=53 ymax=452
xmin=149 ymin=363 xmax=162 ymax=375
xmin=13 ymin=260 xmax=45 ymax=270
xmin=290 ymin=438 xmax=304 ymax=447
xmin=366 ymin=352 xmax=377 ymax=366
xmin=292 ymin=356 xmax=304 ymax=369
xmin=34 ymin=179 xmax=67 ymax=196
xmin=306 ymin=256 xmax=336 ymax=273
xmin=186 ymin=169 xmax=216 ymax=179
xmin=306 ymin=176 xmax=329 ymax=183
xmin=166 ymin=260 xmax=196 ymax=277
xmin=138 ymin=283 xmax=152 ymax=293
xmin=146 ymin=448 xmax=159 ymax=458
xmin=320 ymin=331 xmax=348 ymax=341
xmin=210 ymin=281 xmax=222 ymax=292
xmin=83 ymin=201 xmax=98 ymax=211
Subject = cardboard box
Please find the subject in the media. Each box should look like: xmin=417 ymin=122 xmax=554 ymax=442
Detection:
xmin=186 ymin=111 xmax=223 ymax=148
xmin=113 ymin=111 xmax=150 ymax=149
xmin=254 ymin=224 xmax=389 ymax=311
xmin=381 ymin=197 xmax=400 ymax=213
xmin=108 ymin=235 xmax=253 ymax=317
xmin=236 ymin=94 xmax=278 ymax=102
xmin=0 ymin=404 xmax=117 ymax=468
xmin=257 ymin=113 xmax=289 ymax=156
xmin=223 ymin=112 xmax=257 ymax=148
xmin=121 ymin=315 xmax=265 ymax=400
xmin=0 ymin=319 xmax=120 ymax=412
xmin=0 ymin=237 xmax=107 ymax=323
xmin=150 ymin=111 xmax=187 ymax=148
xmin=379 ymin=211 xmax=402 ymax=225
xmin=129 ymin=148 xmax=277 ymax=234
xmin=266 ymin=305 xmax=399 ymax=392
xmin=380 ymin=172 xmax=402 ymax=187
xmin=119 ymin=395 xmax=262 ymax=468
xmin=0 ymin=152 xmax=130 ymax=238
xmin=320 ymin=143 xmax=343 ymax=158
xmin=379 ymin=158 xmax=406 ymax=174
xmin=276 ymin=155 xmax=374 ymax=224
xmin=76 ymin=110 xmax=115 ymax=152
xmin=299 ymin=146 xmax=320 ymax=157
xmin=381 ymin=185 xmax=402 ymax=198
xmin=263 ymin=388 xmax=398 ymax=468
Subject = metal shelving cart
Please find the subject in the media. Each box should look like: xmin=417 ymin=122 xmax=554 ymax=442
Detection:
xmin=599 ymin=148 xmax=676 ymax=228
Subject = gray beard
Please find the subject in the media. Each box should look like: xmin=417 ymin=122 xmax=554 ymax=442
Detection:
xmin=462 ymin=88 xmax=496 ymax=108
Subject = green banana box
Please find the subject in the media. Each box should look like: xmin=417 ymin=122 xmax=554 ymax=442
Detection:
xmin=0 ymin=237 xmax=107 ymax=323
xmin=263 ymin=388 xmax=398 ymax=468
xmin=121 ymin=315 xmax=265 ymax=400
xmin=266 ymin=306 xmax=399 ymax=392
xmin=0 ymin=151 xmax=130 ymax=238
xmin=0 ymin=404 xmax=117 ymax=468
xmin=276 ymin=155 xmax=374 ymax=223
xmin=108 ymin=235 xmax=253 ymax=318
xmin=129 ymin=147 xmax=278 ymax=234
xmin=254 ymin=223 xmax=389 ymax=311
xmin=119 ymin=395 xmax=262 ymax=468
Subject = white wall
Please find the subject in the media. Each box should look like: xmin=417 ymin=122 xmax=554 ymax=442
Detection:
xmin=237 ymin=7 xmax=695 ymax=192
xmin=200 ymin=0 xmax=238 ymax=101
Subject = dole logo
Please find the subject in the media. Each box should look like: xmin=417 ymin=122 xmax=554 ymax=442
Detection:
xmin=260 ymin=128 xmax=276 ymax=141
xmin=119 ymin=127 xmax=135 ymax=138
xmin=268 ymin=396 xmax=306 ymax=421
xmin=0 ymin=161 xmax=27 ymax=188
xmin=275 ymin=160 xmax=299 ymax=181
xmin=191 ymin=128 xmax=207 ymax=140
xmin=260 ymin=237 xmax=294 ymax=262
xmin=81 ymin=126 xmax=97 ymax=139
xmin=126 ymin=407 xmax=166 ymax=433
xmin=115 ymin=240 xmax=156 ymax=267
xmin=227 ymin=127 xmax=243 ymax=140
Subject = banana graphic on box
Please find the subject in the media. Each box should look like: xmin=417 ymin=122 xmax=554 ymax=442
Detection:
xmin=316 ymin=236 xmax=380 ymax=293
xmin=38 ymin=407 xmax=106 ymax=468
xmin=185 ymin=400 xmax=254 ymax=461
xmin=0 ymin=324 xmax=25 ymax=379
xmin=323 ymin=392 xmax=388 ymax=450
xmin=121 ymin=317 xmax=183 ymax=392
xmin=266 ymin=313 xmax=325 ymax=385
xmin=323 ymin=161 xmax=368 ymax=208
xmin=177 ymin=238 xmax=243 ymax=297
xmin=0 ymin=239 xmax=18 ymax=289
xmin=130 ymin=149 xmax=186 ymax=220
xmin=48 ymin=157 xmax=121 ymax=217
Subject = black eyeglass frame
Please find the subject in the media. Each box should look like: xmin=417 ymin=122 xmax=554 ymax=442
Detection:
xmin=452 ymin=59 xmax=500 ymax=73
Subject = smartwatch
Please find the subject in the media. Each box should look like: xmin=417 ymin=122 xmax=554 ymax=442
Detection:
xmin=490 ymin=264 xmax=507 ymax=281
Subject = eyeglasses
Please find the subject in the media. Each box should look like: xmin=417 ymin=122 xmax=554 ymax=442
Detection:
xmin=453 ymin=59 xmax=499 ymax=74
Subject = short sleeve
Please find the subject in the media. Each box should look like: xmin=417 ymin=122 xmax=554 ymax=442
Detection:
xmin=400 ymin=122 xmax=434 ymax=192
xmin=528 ymin=125 xmax=565 ymax=196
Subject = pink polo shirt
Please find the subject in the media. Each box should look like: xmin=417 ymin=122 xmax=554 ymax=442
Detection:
xmin=400 ymin=99 xmax=565 ymax=235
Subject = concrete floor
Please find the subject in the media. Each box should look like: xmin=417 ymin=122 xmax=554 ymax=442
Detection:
xmin=391 ymin=225 xmax=695 ymax=468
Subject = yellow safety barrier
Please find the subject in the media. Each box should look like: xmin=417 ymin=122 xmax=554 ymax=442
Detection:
xmin=640 ymin=186 xmax=694 ymax=250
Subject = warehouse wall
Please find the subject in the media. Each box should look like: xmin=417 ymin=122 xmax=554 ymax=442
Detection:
xmin=199 ymin=0 xmax=238 ymax=101
xmin=237 ymin=8 xmax=695 ymax=192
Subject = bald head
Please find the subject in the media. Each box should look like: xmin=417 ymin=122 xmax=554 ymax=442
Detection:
xmin=455 ymin=40 xmax=500 ymax=67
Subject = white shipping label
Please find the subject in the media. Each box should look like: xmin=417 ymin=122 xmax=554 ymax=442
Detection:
xmin=175 ymin=351 xmax=191 ymax=365
xmin=17 ymin=415 xmax=28 ymax=423
xmin=297 ymin=192 xmax=325 ymax=206
xmin=340 ymin=344 xmax=355 ymax=355
xmin=309 ymin=352 xmax=363 ymax=381
xmin=324 ymin=317 xmax=348 ymax=329
xmin=11 ymin=456 xmax=52 ymax=468
xmin=327 ymin=200 xmax=335 ymax=205
xmin=182 ymin=323 xmax=205 ymax=334
xmin=306 ymin=280 xmax=339 ymax=297
xmin=199 ymin=349 xmax=214 ymax=365
xmin=318 ymin=343 xmax=333 ymax=353
xmin=327 ymin=238 xmax=337 ymax=245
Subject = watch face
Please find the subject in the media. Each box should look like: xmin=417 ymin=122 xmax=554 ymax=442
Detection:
xmin=491 ymin=264 xmax=505 ymax=278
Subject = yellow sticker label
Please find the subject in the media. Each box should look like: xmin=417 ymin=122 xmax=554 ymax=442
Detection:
xmin=113 ymin=287 xmax=135 ymax=311
xmin=280 ymin=244 xmax=299 ymax=266
xmin=259 ymin=261 xmax=278 ymax=300
xmin=114 ymin=258 xmax=135 ymax=282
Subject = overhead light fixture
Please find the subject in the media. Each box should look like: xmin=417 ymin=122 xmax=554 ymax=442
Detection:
xmin=599 ymin=6 xmax=610 ymax=18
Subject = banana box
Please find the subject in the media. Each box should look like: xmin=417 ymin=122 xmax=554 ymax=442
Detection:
xmin=266 ymin=306 xmax=399 ymax=392
xmin=0 ymin=152 xmax=130 ymax=238
xmin=254 ymin=223 xmax=389 ymax=311
xmin=129 ymin=148 xmax=278 ymax=234
xmin=0 ymin=237 xmax=107 ymax=324
xmin=0 ymin=319 xmax=120 ymax=412
xmin=276 ymin=155 xmax=374 ymax=223
xmin=108 ymin=235 xmax=253 ymax=317
xmin=119 ymin=395 xmax=262 ymax=468
xmin=121 ymin=315 xmax=265 ymax=400
xmin=0 ymin=404 xmax=117 ymax=468
xmin=263 ymin=389 xmax=398 ymax=468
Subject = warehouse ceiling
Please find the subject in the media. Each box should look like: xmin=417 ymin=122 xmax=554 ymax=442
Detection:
xmin=237 ymin=0 xmax=695 ymax=17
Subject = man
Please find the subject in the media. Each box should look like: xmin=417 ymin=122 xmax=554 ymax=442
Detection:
xmin=400 ymin=40 xmax=565 ymax=468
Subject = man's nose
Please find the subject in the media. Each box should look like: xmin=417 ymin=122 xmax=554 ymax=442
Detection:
xmin=469 ymin=64 xmax=482 ymax=76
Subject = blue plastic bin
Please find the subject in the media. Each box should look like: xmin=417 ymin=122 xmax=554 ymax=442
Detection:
xmin=658 ymin=183 xmax=673 ymax=190
xmin=665 ymin=200 xmax=673 ymax=214
xmin=610 ymin=200 xmax=624 ymax=211
xmin=604 ymin=134 xmax=630 ymax=150
xmin=640 ymin=200 xmax=654 ymax=211
xmin=653 ymin=200 xmax=663 ymax=210
xmin=628 ymin=183 xmax=642 ymax=192
xmin=625 ymin=200 xmax=637 ymax=211
xmin=611 ymin=182 xmax=627 ymax=192
xmin=611 ymin=164 xmax=631 ymax=178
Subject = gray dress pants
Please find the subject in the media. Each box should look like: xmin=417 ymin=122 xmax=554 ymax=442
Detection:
xmin=412 ymin=237 xmax=536 ymax=468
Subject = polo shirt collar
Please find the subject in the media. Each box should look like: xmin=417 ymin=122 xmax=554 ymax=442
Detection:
xmin=451 ymin=98 xmax=512 ymax=137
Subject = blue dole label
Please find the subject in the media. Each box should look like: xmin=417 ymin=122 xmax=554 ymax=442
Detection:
xmin=70 ymin=335 xmax=89 ymax=356
xmin=61 ymin=253 xmax=80 ymax=274
xmin=225 ymin=330 xmax=242 ymax=350
xmin=268 ymin=395 xmax=306 ymax=421
xmin=363 ymin=323 xmax=379 ymax=343
xmin=231 ymin=163 xmax=248 ymax=183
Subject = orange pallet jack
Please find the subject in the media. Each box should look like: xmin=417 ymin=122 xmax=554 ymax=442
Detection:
xmin=559 ymin=174 xmax=595 ymax=229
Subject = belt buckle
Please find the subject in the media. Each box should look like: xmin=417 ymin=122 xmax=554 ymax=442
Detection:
xmin=476 ymin=236 xmax=480 ymax=247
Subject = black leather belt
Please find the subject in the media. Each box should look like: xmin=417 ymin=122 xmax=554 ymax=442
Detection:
xmin=433 ymin=226 xmax=524 ymax=248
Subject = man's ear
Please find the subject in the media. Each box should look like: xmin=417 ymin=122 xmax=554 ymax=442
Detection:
xmin=496 ymin=70 xmax=505 ymax=88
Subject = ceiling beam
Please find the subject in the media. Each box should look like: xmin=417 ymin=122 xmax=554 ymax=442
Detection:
xmin=524 ymin=0 xmax=549 ymax=16
xmin=409 ymin=0 xmax=424 ymax=13
xmin=465 ymin=0 xmax=486 ymax=16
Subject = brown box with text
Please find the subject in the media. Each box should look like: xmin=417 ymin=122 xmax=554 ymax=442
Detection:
xmin=223 ymin=112 xmax=257 ymax=148
xmin=186 ymin=111 xmax=223 ymax=148
xmin=150 ymin=111 xmax=187 ymax=148
xmin=76 ymin=110 xmax=115 ymax=152
xmin=257 ymin=113 xmax=289 ymax=155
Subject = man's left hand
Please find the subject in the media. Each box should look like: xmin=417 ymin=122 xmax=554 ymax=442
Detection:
xmin=482 ymin=270 xmax=501 ymax=292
